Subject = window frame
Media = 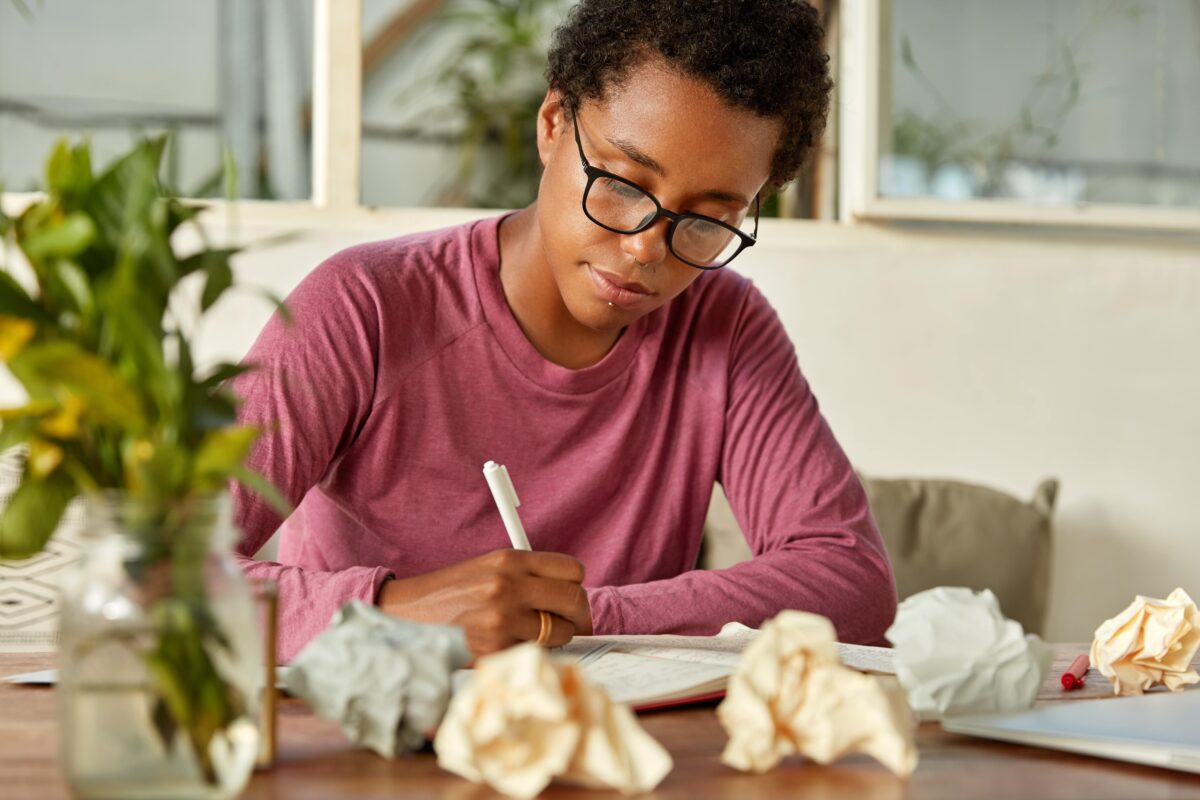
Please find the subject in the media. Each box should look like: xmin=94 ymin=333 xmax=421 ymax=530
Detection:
xmin=311 ymin=0 xmax=363 ymax=210
xmin=837 ymin=0 xmax=1200 ymax=232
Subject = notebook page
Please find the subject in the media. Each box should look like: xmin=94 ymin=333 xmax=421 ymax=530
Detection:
xmin=565 ymin=628 xmax=895 ymax=675
xmin=572 ymin=651 xmax=733 ymax=706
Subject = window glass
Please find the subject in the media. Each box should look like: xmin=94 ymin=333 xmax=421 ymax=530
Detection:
xmin=0 ymin=0 xmax=313 ymax=200
xmin=881 ymin=0 xmax=1200 ymax=209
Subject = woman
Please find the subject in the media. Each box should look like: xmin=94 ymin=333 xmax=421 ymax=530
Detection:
xmin=234 ymin=0 xmax=897 ymax=662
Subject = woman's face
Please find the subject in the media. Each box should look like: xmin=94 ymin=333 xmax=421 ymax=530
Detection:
xmin=534 ymin=58 xmax=781 ymax=335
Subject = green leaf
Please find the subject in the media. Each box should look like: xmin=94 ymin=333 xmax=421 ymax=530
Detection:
xmin=151 ymin=698 xmax=178 ymax=753
xmin=0 ymin=466 xmax=75 ymax=560
xmin=143 ymin=599 xmax=247 ymax=785
xmin=88 ymin=138 xmax=169 ymax=272
xmin=232 ymin=465 xmax=292 ymax=517
xmin=21 ymin=212 xmax=97 ymax=263
xmin=193 ymin=426 xmax=258 ymax=483
xmin=221 ymin=145 xmax=239 ymax=201
xmin=253 ymin=287 xmax=292 ymax=324
xmin=165 ymin=199 xmax=202 ymax=237
xmin=9 ymin=340 xmax=146 ymax=431
xmin=44 ymin=139 xmax=93 ymax=196
xmin=125 ymin=439 xmax=190 ymax=501
xmin=200 ymin=258 xmax=233 ymax=312
xmin=900 ymin=35 xmax=916 ymax=68
xmin=55 ymin=260 xmax=94 ymax=317
xmin=0 ymin=410 xmax=49 ymax=452
xmin=0 ymin=272 xmax=51 ymax=323
xmin=198 ymin=362 xmax=253 ymax=391
xmin=178 ymin=248 xmax=235 ymax=279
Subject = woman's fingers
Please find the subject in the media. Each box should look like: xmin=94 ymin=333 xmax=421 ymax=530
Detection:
xmin=489 ymin=548 xmax=585 ymax=583
xmin=380 ymin=549 xmax=591 ymax=658
xmin=528 ymin=609 xmax=573 ymax=648
xmin=519 ymin=574 xmax=591 ymax=632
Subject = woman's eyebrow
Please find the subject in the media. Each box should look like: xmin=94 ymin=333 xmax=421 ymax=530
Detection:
xmin=607 ymin=135 xmax=667 ymax=176
xmin=605 ymin=135 xmax=749 ymax=207
xmin=701 ymin=188 xmax=750 ymax=207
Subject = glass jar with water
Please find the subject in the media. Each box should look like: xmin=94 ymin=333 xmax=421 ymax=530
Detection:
xmin=57 ymin=493 xmax=262 ymax=799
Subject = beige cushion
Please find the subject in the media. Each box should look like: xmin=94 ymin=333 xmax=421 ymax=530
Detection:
xmin=699 ymin=476 xmax=1057 ymax=636
xmin=861 ymin=475 xmax=1057 ymax=636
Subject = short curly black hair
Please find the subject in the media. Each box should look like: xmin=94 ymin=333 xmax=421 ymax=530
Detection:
xmin=545 ymin=0 xmax=832 ymax=192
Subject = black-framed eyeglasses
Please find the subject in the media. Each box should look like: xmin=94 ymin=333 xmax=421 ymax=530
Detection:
xmin=572 ymin=114 xmax=758 ymax=270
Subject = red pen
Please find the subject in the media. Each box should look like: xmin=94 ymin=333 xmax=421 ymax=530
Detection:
xmin=1060 ymin=654 xmax=1089 ymax=690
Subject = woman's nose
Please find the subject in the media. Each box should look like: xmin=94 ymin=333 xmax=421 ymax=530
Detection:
xmin=619 ymin=217 xmax=670 ymax=266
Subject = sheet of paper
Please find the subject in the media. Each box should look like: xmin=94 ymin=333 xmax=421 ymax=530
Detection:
xmin=561 ymin=636 xmax=741 ymax=668
xmin=573 ymin=651 xmax=733 ymax=706
xmin=836 ymin=643 xmax=897 ymax=675
xmin=3 ymin=668 xmax=57 ymax=685
xmin=563 ymin=631 xmax=895 ymax=675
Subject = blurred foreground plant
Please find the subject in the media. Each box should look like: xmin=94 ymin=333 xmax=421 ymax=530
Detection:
xmin=0 ymin=136 xmax=288 ymax=786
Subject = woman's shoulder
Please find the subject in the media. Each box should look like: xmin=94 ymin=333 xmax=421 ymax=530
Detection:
xmin=291 ymin=217 xmax=497 ymax=326
xmin=273 ymin=218 xmax=497 ymax=376
xmin=316 ymin=219 xmax=483 ymax=295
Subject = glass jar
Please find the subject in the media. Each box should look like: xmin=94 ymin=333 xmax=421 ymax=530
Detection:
xmin=57 ymin=493 xmax=262 ymax=800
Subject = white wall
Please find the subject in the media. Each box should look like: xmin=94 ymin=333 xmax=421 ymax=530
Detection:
xmin=0 ymin=2 xmax=224 ymax=193
xmin=159 ymin=203 xmax=1200 ymax=643
xmin=740 ymin=221 xmax=1200 ymax=642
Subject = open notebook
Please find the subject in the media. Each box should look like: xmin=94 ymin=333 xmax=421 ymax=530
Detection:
xmin=557 ymin=623 xmax=896 ymax=711
xmin=7 ymin=623 xmax=895 ymax=712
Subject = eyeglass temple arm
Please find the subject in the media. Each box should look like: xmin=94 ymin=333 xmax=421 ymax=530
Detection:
xmin=571 ymin=114 xmax=590 ymax=169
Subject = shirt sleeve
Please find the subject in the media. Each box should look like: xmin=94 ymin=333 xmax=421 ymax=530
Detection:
xmin=230 ymin=256 xmax=393 ymax=663
xmin=586 ymin=282 xmax=897 ymax=645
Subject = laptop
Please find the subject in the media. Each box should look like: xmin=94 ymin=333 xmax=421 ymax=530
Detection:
xmin=941 ymin=687 xmax=1200 ymax=774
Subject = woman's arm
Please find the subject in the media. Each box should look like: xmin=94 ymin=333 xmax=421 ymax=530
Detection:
xmin=231 ymin=249 xmax=589 ymax=662
xmin=587 ymin=283 xmax=897 ymax=644
xmin=230 ymin=256 xmax=394 ymax=662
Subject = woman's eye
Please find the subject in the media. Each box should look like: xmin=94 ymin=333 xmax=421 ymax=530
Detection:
xmin=602 ymin=178 xmax=645 ymax=201
xmin=687 ymin=219 xmax=723 ymax=237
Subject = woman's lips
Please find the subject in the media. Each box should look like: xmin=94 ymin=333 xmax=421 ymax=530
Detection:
xmin=587 ymin=265 xmax=653 ymax=309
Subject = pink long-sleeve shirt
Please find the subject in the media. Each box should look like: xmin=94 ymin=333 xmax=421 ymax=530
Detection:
xmin=232 ymin=215 xmax=896 ymax=662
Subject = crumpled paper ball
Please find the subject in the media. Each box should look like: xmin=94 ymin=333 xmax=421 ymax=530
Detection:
xmin=717 ymin=611 xmax=917 ymax=777
xmin=284 ymin=600 xmax=471 ymax=757
xmin=1090 ymin=587 xmax=1200 ymax=696
xmin=434 ymin=642 xmax=672 ymax=799
xmin=885 ymin=587 xmax=1051 ymax=720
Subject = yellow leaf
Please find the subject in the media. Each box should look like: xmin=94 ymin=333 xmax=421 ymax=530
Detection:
xmin=133 ymin=439 xmax=155 ymax=462
xmin=0 ymin=316 xmax=35 ymax=362
xmin=28 ymin=438 xmax=64 ymax=478
xmin=0 ymin=402 xmax=53 ymax=421
xmin=38 ymin=394 xmax=85 ymax=439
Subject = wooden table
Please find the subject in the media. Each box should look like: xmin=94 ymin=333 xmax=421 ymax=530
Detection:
xmin=4 ymin=647 xmax=1200 ymax=799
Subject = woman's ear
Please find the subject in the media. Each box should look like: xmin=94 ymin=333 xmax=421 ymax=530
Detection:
xmin=536 ymin=90 xmax=568 ymax=167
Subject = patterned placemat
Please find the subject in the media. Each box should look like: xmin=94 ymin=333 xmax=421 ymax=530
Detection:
xmin=0 ymin=449 xmax=85 ymax=653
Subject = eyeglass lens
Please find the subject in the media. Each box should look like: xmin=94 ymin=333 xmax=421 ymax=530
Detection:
xmin=585 ymin=176 xmax=750 ymax=267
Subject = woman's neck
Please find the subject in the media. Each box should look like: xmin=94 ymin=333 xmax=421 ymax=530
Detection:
xmin=497 ymin=206 xmax=623 ymax=370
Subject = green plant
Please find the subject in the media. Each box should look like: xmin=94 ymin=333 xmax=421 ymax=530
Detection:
xmin=404 ymin=0 xmax=572 ymax=207
xmin=0 ymin=136 xmax=288 ymax=784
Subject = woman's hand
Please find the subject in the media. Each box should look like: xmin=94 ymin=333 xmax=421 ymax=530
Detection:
xmin=376 ymin=549 xmax=592 ymax=656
